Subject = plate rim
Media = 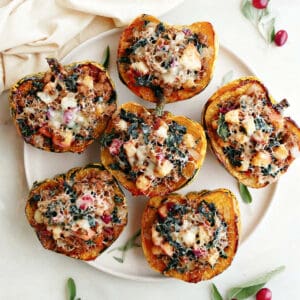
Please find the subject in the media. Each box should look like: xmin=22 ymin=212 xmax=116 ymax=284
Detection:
xmin=23 ymin=27 xmax=278 ymax=282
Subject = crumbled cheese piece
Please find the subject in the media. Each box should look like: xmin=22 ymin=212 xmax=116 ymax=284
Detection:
xmin=131 ymin=62 xmax=149 ymax=74
xmin=179 ymin=44 xmax=202 ymax=71
xmin=34 ymin=210 xmax=43 ymax=224
xmin=251 ymin=150 xmax=272 ymax=167
xmin=61 ymin=93 xmax=77 ymax=110
xmin=183 ymin=133 xmax=195 ymax=148
xmin=273 ymin=145 xmax=289 ymax=161
xmin=136 ymin=175 xmax=151 ymax=191
xmin=207 ymin=248 xmax=220 ymax=266
xmin=181 ymin=230 xmax=196 ymax=247
xmin=37 ymin=91 xmax=58 ymax=104
xmin=155 ymin=160 xmax=173 ymax=178
xmin=242 ymin=116 xmax=256 ymax=136
xmin=225 ymin=109 xmax=240 ymax=124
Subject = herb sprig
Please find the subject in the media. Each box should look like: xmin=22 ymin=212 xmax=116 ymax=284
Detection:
xmin=211 ymin=265 xmax=285 ymax=300
xmin=101 ymin=46 xmax=110 ymax=69
xmin=241 ymin=0 xmax=275 ymax=43
xmin=67 ymin=278 xmax=81 ymax=300
xmin=108 ymin=229 xmax=141 ymax=263
xmin=238 ymin=182 xmax=252 ymax=204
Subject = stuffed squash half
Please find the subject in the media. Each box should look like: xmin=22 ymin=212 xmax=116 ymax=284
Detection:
xmin=203 ymin=77 xmax=300 ymax=188
xmin=100 ymin=102 xmax=207 ymax=197
xmin=141 ymin=189 xmax=240 ymax=283
xmin=117 ymin=14 xmax=217 ymax=103
xmin=25 ymin=164 xmax=127 ymax=260
xmin=10 ymin=58 xmax=117 ymax=153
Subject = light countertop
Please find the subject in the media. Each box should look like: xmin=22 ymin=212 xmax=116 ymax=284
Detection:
xmin=0 ymin=0 xmax=299 ymax=299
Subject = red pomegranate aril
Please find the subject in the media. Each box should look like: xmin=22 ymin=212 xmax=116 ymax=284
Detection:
xmin=274 ymin=30 xmax=288 ymax=47
xmin=256 ymin=287 xmax=272 ymax=300
xmin=252 ymin=0 xmax=269 ymax=9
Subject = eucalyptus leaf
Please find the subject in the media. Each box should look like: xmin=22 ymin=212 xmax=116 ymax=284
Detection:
xmin=211 ymin=283 xmax=223 ymax=300
xmin=227 ymin=265 xmax=285 ymax=300
xmin=101 ymin=45 xmax=110 ymax=69
xmin=113 ymin=256 xmax=124 ymax=263
xmin=67 ymin=278 xmax=76 ymax=300
xmin=238 ymin=182 xmax=252 ymax=204
xmin=220 ymin=70 xmax=234 ymax=87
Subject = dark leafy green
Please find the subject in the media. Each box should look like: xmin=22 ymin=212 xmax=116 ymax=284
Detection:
xmin=155 ymin=22 xmax=165 ymax=35
xmin=64 ymin=74 xmax=78 ymax=92
xmin=217 ymin=114 xmax=230 ymax=141
xmin=188 ymin=33 xmax=207 ymax=54
xmin=126 ymin=38 xmax=148 ymax=54
xmin=17 ymin=119 xmax=35 ymax=137
xmin=238 ymin=182 xmax=252 ymax=204
xmin=100 ymin=132 xmax=119 ymax=147
xmin=254 ymin=116 xmax=272 ymax=133
xmin=223 ymin=146 xmax=242 ymax=167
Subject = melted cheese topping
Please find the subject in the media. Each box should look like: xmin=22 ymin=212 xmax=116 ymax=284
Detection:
xmin=12 ymin=60 xmax=116 ymax=151
xmin=121 ymin=21 xmax=211 ymax=94
xmin=32 ymin=168 xmax=126 ymax=252
xmin=216 ymin=84 xmax=299 ymax=185
xmin=107 ymin=108 xmax=199 ymax=194
xmin=151 ymin=200 xmax=228 ymax=272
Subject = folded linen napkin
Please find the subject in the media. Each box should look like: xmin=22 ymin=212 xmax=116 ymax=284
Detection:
xmin=0 ymin=0 xmax=183 ymax=93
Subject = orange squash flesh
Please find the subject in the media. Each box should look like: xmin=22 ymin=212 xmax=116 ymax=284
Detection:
xmin=203 ymin=76 xmax=300 ymax=188
xmin=117 ymin=14 xmax=218 ymax=104
xmin=141 ymin=189 xmax=240 ymax=283
xmin=100 ymin=102 xmax=207 ymax=197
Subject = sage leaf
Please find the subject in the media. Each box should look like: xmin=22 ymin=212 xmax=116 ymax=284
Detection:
xmin=211 ymin=283 xmax=223 ymax=300
xmin=101 ymin=45 xmax=110 ymax=69
xmin=217 ymin=114 xmax=230 ymax=141
xmin=220 ymin=70 xmax=233 ymax=87
xmin=258 ymin=16 xmax=276 ymax=43
xmin=227 ymin=265 xmax=285 ymax=300
xmin=238 ymin=182 xmax=252 ymax=204
xmin=67 ymin=278 xmax=76 ymax=300
xmin=109 ymin=229 xmax=141 ymax=263
xmin=241 ymin=0 xmax=275 ymax=44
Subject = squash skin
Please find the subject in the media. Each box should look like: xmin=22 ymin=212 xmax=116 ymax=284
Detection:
xmin=117 ymin=14 xmax=218 ymax=104
xmin=10 ymin=60 xmax=117 ymax=153
xmin=203 ymin=76 xmax=300 ymax=188
xmin=25 ymin=163 xmax=127 ymax=261
xmin=100 ymin=102 xmax=207 ymax=197
xmin=141 ymin=189 xmax=240 ymax=283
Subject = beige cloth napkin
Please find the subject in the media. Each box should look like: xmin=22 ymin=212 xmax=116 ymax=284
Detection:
xmin=0 ymin=0 xmax=183 ymax=93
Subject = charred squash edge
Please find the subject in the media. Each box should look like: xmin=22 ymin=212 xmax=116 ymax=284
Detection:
xmin=117 ymin=14 xmax=218 ymax=104
xmin=25 ymin=163 xmax=127 ymax=261
xmin=9 ymin=60 xmax=117 ymax=153
xmin=100 ymin=102 xmax=207 ymax=197
xmin=202 ymin=76 xmax=300 ymax=188
xmin=141 ymin=188 xmax=240 ymax=283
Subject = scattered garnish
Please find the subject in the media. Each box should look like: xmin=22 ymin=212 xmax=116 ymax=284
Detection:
xmin=256 ymin=287 xmax=272 ymax=300
xmin=101 ymin=46 xmax=110 ymax=69
xmin=211 ymin=266 xmax=284 ymax=300
xmin=220 ymin=70 xmax=234 ymax=87
xmin=274 ymin=30 xmax=288 ymax=47
xmin=238 ymin=182 xmax=252 ymax=204
xmin=108 ymin=229 xmax=141 ymax=263
xmin=227 ymin=265 xmax=285 ymax=299
xmin=241 ymin=0 xmax=281 ymax=45
xmin=67 ymin=278 xmax=81 ymax=300
xmin=252 ymin=0 xmax=269 ymax=10
xmin=211 ymin=283 xmax=223 ymax=300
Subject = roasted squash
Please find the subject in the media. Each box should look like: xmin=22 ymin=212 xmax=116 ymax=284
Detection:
xmin=100 ymin=102 xmax=207 ymax=197
xmin=117 ymin=14 xmax=217 ymax=104
xmin=25 ymin=163 xmax=127 ymax=261
xmin=141 ymin=189 xmax=240 ymax=283
xmin=10 ymin=58 xmax=117 ymax=153
xmin=203 ymin=77 xmax=300 ymax=188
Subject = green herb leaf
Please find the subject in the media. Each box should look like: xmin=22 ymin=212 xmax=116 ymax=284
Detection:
xmin=220 ymin=70 xmax=233 ymax=87
xmin=217 ymin=114 xmax=230 ymax=141
xmin=227 ymin=265 xmax=285 ymax=300
xmin=101 ymin=45 xmax=110 ymax=69
xmin=67 ymin=278 xmax=76 ymax=300
xmin=238 ymin=182 xmax=252 ymax=204
xmin=241 ymin=0 xmax=275 ymax=44
xmin=109 ymin=229 xmax=141 ymax=263
xmin=211 ymin=283 xmax=223 ymax=300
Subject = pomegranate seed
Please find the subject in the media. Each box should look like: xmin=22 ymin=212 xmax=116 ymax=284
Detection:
xmin=274 ymin=30 xmax=288 ymax=47
xmin=101 ymin=214 xmax=112 ymax=224
xmin=109 ymin=139 xmax=123 ymax=156
xmin=252 ymin=0 xmax=269 ymax=9
xmin=256 ymin=287 xmax=272 ymax=300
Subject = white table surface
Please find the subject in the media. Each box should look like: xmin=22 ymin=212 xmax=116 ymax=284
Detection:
xmin=0 ymin=0 xmax=299 ymax=299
